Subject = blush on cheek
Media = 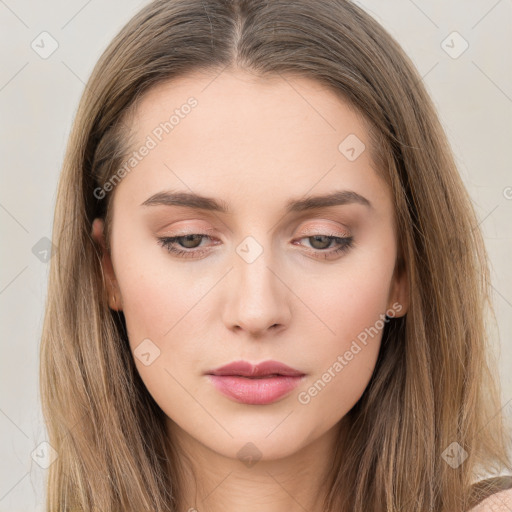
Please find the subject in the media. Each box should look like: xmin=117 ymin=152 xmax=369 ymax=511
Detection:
xmin=301 ymin=275 xmax=390 ymax=347
xmin=118 ymin=267 xmax=214 ymax=361
xmin=122 ymin=285 xmax=168 ymax=337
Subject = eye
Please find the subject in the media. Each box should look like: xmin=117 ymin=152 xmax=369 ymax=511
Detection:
xmin=156 ymin=232 xmax=354 ymax=260
xmin=293 ymin=234 xmax=354 ymax=260
xmin=157 ymin=234 xmax=215 ymax=258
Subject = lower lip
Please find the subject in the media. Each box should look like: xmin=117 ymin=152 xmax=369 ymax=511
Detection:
xmin=207 ymin=375 xmax=304 ymax=405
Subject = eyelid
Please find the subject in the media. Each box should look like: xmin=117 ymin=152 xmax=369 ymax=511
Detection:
xmin=298 ymin=227 xmax=350 ymax=236
xmin=296 ymin=223 xmax=351 ymax=238
xmin=158 ymin=225 xmax=217 ymax=237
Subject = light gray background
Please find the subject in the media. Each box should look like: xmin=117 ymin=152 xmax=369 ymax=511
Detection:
xmin=1 ymin=1 xmax=511 ymax=510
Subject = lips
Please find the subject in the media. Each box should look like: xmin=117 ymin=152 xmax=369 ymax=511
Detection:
xmin=208 ymin=360 xmax=304 ymax=378
xmin=206 ymin=360 xmax=305 ymax=405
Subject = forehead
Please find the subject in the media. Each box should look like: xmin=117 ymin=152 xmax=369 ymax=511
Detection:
xmin=127 ymin=69 xmax=369 ymax=153
xmin=114 ymin=69 xmax=390 ymax=216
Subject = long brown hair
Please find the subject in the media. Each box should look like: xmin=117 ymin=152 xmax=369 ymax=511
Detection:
xmin=40 ymin=0 xmax=511 ymax=510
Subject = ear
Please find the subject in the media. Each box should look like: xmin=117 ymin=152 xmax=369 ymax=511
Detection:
xmin=91 ymin=218 xmax=122 ymax=311
xmin=387 ymin=259 xmax=409 ymax=318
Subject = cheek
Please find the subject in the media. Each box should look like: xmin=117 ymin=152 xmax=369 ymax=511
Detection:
xmin=117 ymin=267 xmax=177 ymax=346
xmin=300 ymin=250 xmax=395 ymax=357
xmin=293 ymin=252 xmax=395 ymax=421
xmin=112 ymin=227 xmax=210 ymax=338
xmin=114 ymin=255 xmax=211 ymax=419
xmin=113 ymin=240 xmax=224 ymax=390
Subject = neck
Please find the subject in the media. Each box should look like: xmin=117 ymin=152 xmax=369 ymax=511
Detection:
xmin=166 ymin=419 xmax=343 ymax=512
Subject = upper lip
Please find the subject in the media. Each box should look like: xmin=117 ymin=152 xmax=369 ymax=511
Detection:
xmin=207 ymin=360 xmax=305 ymax=378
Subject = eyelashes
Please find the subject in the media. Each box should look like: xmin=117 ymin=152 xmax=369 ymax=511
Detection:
xmin=156 ymin=233 xmax=354 ymax=260
xmin=293 ymin=234 xmax=354 ymax=259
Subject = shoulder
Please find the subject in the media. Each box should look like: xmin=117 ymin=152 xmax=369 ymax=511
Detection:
xmin=468 ymin=477 xmax=512 ymax=512
xmin=468 ymin=487 xmax=512 ymax=511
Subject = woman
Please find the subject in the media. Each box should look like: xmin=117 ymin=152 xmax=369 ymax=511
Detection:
xmin=40 ymin=0 xmax=512 ymax=510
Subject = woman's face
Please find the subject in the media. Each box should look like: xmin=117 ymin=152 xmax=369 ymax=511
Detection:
xmin=92 ymin=69 xmax=408 ymax=461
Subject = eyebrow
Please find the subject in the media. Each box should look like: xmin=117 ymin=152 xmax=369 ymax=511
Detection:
xmin=140 ymin=189 xmax=372 ymax=214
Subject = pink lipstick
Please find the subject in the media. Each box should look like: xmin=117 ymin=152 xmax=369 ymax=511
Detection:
xmin=206 ymin=360 xmax=305 ymax=405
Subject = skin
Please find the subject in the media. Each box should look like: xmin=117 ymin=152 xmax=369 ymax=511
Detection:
xmin=92 ymin=69 xmax=409 ymax=512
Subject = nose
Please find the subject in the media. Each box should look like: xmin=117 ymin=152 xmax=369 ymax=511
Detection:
xmin=221 ymin=240 xmax=292 ymax=337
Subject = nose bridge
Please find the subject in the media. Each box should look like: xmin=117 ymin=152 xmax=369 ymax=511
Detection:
xmin=223 ymin=232 xmax=290 ymax=334
xmin=237 ymin=235 xmax=274 ymax=296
